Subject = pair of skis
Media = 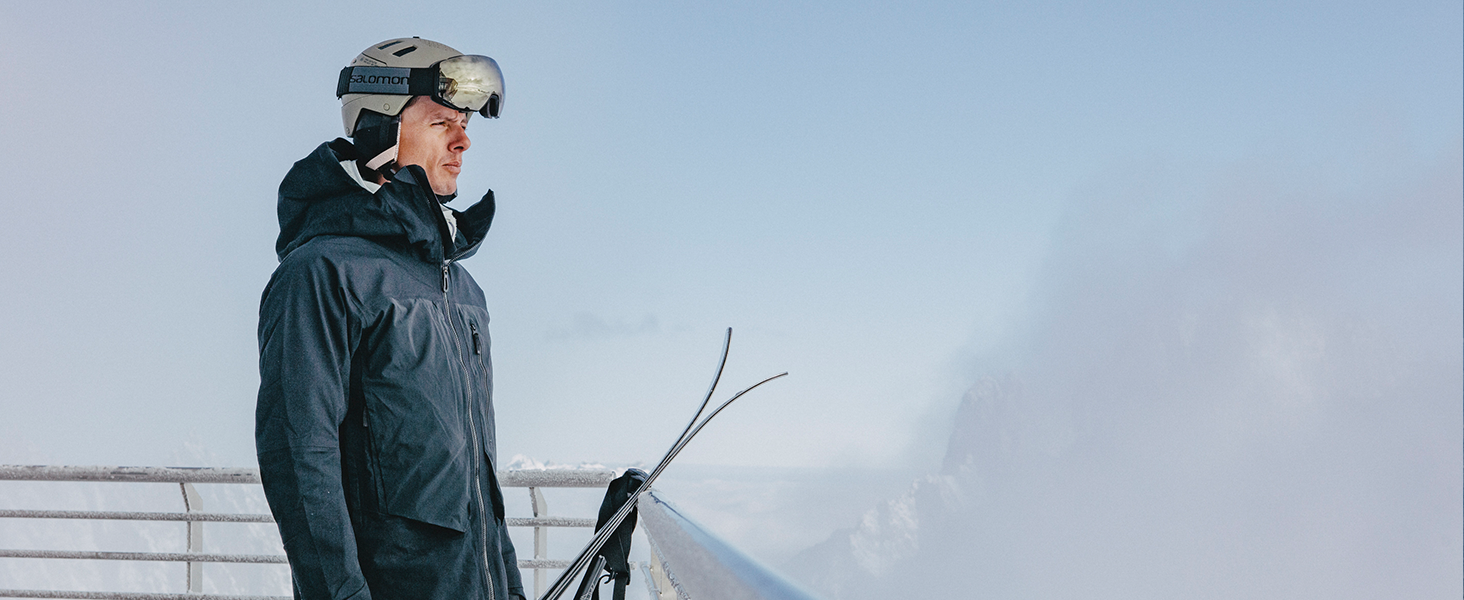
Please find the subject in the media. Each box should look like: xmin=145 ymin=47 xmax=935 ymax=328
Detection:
xmin=537 ymin=328 xmax=787 ymax=600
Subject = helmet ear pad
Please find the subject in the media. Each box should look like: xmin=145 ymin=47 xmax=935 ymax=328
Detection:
xmin=352 ymin=109 xmax=401 ymax=173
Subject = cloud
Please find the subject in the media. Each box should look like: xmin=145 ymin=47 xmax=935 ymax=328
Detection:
xmin=788 ymin=140 xmax=1463 ymax=599
xmin=546 ymin=312 xmax=661 ymax=341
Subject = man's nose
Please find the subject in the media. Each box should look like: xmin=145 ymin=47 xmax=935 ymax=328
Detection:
xmin=451 ymin=125 xmax=470 ymax=152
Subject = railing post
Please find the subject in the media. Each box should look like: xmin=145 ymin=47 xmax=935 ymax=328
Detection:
xmin=642 ymin=555 xmax=677 ymax=600
xmin=529 ymin=486 xmax=549 ymax=599
xmin=180 ymin=482 xmax=203 ymax=593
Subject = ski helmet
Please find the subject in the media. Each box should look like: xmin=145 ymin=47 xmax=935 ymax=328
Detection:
xmin=337 ymin=37 xmax=505 ymax=171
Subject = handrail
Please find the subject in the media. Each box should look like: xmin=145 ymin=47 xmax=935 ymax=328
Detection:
xmin=0 ymin=465 xmax=617 ymax=488
xmin=0 ymin=466 xmax=262 ymax=484
xmin=0 ymin=510 xmax=273 ymax=523
xmin=637 ymin=491 xmax=820 ymax=600
xmin=0 ymin=593 xmax=292 ymax=600
xmin=0 ymin=550 xmax=286 ymax=564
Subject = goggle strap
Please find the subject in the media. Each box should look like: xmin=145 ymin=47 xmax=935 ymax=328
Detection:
xmin=336 ymin=66 xmax=439 ymax=98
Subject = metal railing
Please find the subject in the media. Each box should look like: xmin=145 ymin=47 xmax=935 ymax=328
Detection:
xmin=1 ymin=466 xmax=823 ymax=600
xmin=636 ymin=491 xmax=818 ymax=600
xmin=0 ymin=465 xmax=614 ymax=600
xmin=499 ymin=468 xmax=616 ymax=597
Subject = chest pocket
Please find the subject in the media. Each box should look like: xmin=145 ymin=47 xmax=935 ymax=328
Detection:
xmin=359 ymin=297 xmax=472 ymax=532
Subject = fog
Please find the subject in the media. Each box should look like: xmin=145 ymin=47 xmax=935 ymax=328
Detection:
xmin=787 ymin=141 xmax=1462 ymax=598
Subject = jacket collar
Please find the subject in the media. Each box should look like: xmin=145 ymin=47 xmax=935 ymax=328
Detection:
xmin=275 ymin=139 xmax=494 ymax=264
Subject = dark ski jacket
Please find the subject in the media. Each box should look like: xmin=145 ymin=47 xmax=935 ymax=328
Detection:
xmin=256 ymin=139 xmax=522 ymax=600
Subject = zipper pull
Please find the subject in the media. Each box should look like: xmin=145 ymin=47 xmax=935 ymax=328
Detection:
xmin=471 ymin=324 xmax=482 ymax=355
xmin=441 ymin=263 xmax=450 ymax=293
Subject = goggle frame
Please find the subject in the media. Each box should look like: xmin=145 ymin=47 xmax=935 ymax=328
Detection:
xmin=337 ymin=54 xmax=504 ymax=118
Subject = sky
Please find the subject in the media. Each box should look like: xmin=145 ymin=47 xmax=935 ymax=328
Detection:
xmin=0 ymin=1 xmax=1459 ymax=594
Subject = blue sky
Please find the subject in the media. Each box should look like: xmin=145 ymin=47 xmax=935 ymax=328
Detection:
xmin=0 ymin=0 xmax=1458 ymax=476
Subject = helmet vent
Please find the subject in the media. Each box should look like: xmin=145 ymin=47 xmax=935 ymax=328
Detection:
xmin=392 ymin=46 xmax=417 ymax=57
xmin=376 ymin=40 xmax=403 ymax=50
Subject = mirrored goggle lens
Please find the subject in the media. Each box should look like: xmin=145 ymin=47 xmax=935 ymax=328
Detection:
xmin=436 ymin=55 xmax=505 ymax=117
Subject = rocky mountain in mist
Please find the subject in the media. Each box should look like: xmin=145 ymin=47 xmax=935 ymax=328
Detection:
xmin=784 ymin=145 xmax=1461 ymax=599
xmin=784 ymin=376 xmax=1027 ymax=599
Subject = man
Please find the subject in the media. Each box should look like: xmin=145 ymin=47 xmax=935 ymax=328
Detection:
xmin=255 ymin=37 xmax=524 ymax=600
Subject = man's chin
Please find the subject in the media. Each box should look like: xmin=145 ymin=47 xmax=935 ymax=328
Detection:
xmin=433 ymin=181 xmax=459 ymax=196
xmin=423 ymin=169 xmax=458 ymax=196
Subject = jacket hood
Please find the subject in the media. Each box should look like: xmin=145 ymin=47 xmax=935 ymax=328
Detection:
xmin=275 ymin=139 xmax=495 ymax=263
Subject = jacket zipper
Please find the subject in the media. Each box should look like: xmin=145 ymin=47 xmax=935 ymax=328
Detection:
xmin=441 ymin=260 xmax=497 ymax=600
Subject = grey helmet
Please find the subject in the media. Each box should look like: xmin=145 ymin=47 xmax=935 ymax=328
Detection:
xmin=337 ymin=37 xmax=505 ymax=172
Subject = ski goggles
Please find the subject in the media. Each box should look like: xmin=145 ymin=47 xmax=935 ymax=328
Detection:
xmin=337 ymin=55 xmax=505 ymax=117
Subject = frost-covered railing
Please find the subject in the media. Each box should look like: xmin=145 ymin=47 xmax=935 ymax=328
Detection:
xmin=0 ymin=465 xmax=614 ymax=600
xmin=500 ymin=467 xmax=616 ymax=597
xmin=636 ymin=490 xmax=818 ymax=600
xmin=0 ymin=466 xmax=821 ymax=600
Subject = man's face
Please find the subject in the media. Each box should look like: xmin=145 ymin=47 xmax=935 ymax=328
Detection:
xmin=396 ymin=96 xmax=472 ymax=196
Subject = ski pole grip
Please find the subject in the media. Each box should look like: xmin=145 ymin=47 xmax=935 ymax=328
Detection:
xmin=574 ymin=554 xmax=606 ymax=600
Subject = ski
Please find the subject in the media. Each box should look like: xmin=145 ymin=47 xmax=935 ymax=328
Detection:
xmin=537 ymin=328 xmax=787 ymax=600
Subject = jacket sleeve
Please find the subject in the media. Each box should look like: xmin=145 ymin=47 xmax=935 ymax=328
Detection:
xmin=256 ymin=254 xmax=370 ymax=600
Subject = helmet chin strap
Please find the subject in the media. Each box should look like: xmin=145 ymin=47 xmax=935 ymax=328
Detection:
xmin=364 ymin=144 xmax=398 ymax=172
